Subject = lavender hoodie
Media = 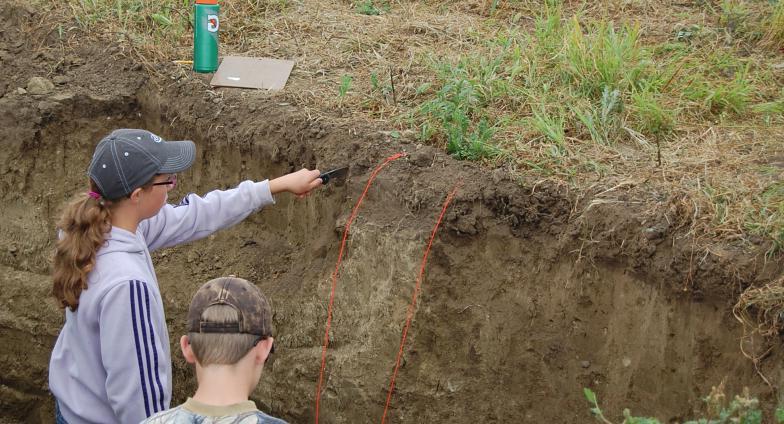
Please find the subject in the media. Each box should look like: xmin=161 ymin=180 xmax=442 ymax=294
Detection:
xmin=49 ymin=180 xmax=275 ymax=424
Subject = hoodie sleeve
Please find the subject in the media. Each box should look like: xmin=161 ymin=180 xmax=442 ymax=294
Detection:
xmin=139 ymin=180 xmax=275 ymax=252
xmin=100 ymin=280 xmax=170 ymax=424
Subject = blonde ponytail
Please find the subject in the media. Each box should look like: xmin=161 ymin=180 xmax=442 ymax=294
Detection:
xmin=52 ymin=185 xmax=113 ymax=310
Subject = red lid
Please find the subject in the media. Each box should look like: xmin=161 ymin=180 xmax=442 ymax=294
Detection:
xmin=195 ymin=0 xmax=217 ymax=4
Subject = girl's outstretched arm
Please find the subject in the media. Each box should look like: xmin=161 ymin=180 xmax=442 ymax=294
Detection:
xmin=140 ymin=169 xmax=322 ymax=251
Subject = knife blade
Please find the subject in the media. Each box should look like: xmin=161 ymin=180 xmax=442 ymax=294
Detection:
xmin=319 ymin=166 xmax=349 ymax=185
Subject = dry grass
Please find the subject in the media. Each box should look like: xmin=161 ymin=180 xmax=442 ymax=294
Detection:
xmin=36 ymin=0 xmax=784 ymax=253
xmin=734 ymin=275 xmax=784 ymax=385
xmin=735 ymin=276 xmax=784 ymax=340
xmin=762 ymin=0 xmax=784 ymax=50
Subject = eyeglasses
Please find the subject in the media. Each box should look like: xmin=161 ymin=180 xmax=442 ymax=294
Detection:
xmin=151 ymin=175 xmax=177 ymax=188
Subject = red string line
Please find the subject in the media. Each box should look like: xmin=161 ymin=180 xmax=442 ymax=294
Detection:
xmin=380 ymin=182 xmax=461 ymax=424
xmin=315 ymin=152 xmax=406 ymax=424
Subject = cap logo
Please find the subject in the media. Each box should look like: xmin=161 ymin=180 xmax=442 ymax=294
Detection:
xmin=152 ymin=134 xmax=162 ymax=143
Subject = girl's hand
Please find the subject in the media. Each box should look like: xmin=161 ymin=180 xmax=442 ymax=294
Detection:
xmin=269 ymin=169 xmax=323 ymax=196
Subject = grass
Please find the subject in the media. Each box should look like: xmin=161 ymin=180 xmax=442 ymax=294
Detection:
xmin=64 ymin=0 xmax=192 ymax=48
xmin=42 ymin=0 xmax=784 ymax=252
xmin=763 ymin=1 xmax=784 ymax=49
xmin=745 ymin=181 xmax=784 ymax=254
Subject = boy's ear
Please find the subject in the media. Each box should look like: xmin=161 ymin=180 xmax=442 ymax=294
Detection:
xmin=255 ymin=337 xmax=274 ymax=365
xmin=180 ymin=335 xmax=197 ymax=364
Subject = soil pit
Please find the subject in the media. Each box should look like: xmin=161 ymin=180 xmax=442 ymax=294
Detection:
xmin=1 ymin=3 xmax=782 ymax=423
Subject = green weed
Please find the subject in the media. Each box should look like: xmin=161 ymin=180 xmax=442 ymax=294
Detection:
xmin=531 ymin=106 xmax=566 ymax=149
xmin=570 ymin=87 xmax=624 ymax=145
xmin=585 ymin=386 xmax=784 ymax=424
xmin=533 ymin=1 xmax=564 ymax=57
xmin=562 ymin=17 xmax=649 ymax=98
xmin=338 ymin=74 xmax=353 ymax=98
xmin=416 ymin=71 xmax=499 ymax=160
xmin=355 ymin=0 xmax=389 ymax=15
xmin=752 ymin=97 xmax=784 ymax=121
xmin=719 ymin=0 xmax=751 ymax=36
xmin=686 ymin=63 xmax=752 ymax=115
xmin=631 ymin=88 xmax=675 ymax=137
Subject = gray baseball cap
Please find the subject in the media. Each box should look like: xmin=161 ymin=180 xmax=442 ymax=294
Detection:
xmin=88 ymin=129 xmax=196 ymax=200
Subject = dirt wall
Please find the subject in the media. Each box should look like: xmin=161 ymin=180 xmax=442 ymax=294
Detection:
xmin=1 ymin=2 xmax=784 ymax=423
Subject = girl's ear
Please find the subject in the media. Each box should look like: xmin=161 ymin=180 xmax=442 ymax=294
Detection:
xmin=127 ymin=187 xmax=143 ymax=204
xmin=180 ymin=335 xmax=197 ymax=364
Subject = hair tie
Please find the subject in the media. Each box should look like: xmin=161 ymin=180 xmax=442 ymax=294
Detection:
xmin=87 ymin=191 xmax=102 ymax=200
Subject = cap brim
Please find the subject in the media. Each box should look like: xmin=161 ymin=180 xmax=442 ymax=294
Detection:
xmin=159 ymin=140 xmax=196 ymax=174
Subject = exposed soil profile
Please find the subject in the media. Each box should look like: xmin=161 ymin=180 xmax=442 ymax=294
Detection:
xmin=1 ymin=2 xmax=783 ymax=423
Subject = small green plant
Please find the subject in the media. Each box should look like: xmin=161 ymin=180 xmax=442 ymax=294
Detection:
xmin=686 ymin=63 xmax=752 ymax=115
xmin=150 ymin=12 xmax=173 ymax=27
xmin=533 ymin=1 xmax=564 ymax=56
xmin=719 ymin=0 xmax=751 ymax=36
xmin=631 ymin=88 xmax=675 ymax=137
xmin=370 ymin=71 xmax=395 ymax=105
xmin=752 ymin=91 xmax=784 ymax=124
xmin=561 ymin=17 xmax=649 ymax=98
xmin=338 ymin=74 xmax=353 ymax=98
xmin=355 ymin=0 xmax=388 ymax=15
xmin=573 ymin=87 xmax=623 ymax=145
xmin=414 ymin=55 xmax=502 ymax=161
xmin=532 ymin=107 xmax=566 ymax=153
xmin=584 ymin=385 xmax=784 ymax=424
xmin=446 ymin=116 xmax=499 ymax=160
xmin=416 ymin=76 xmax=499 ymax=160
xmin=584 ymin=388 xmax=660 ymax=424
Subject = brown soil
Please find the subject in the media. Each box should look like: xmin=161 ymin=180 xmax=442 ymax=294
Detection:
xmin=2 ymin=2 xmax=784 ymax=423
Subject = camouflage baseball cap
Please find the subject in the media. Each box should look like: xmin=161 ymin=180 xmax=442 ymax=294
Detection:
xmin=187 ymin=277 xmax=273 ymax=336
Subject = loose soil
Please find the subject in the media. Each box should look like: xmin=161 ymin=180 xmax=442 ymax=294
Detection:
xmin=1 ymin=2 xmax=784 ymax=423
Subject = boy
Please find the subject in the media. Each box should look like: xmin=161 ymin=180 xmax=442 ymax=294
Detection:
xmin=142 ymin=276 xmax=286 ymax=423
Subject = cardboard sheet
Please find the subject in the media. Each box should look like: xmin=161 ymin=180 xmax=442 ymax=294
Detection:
xmin=210 ymin=56 xmax=295 ymax=90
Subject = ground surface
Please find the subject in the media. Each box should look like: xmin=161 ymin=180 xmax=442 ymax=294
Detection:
xmin=1 ymin=1 xmax=784 ymax=423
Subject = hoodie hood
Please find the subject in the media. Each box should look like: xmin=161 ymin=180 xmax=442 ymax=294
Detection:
xmin=97 ymin=226 xmax=147 ymax=257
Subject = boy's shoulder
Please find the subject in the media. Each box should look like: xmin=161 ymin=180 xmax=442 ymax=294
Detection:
xmin=140 ymin=404 xmax=288 ymax=424
xmin=253 ymin=410 xmax=288 ymax=424
xmin=138 ymin=405 xmax=187 ymax=424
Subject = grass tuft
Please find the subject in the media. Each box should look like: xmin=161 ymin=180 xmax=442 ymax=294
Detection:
xmin=762 ymin=1 xmax=784 ymax=49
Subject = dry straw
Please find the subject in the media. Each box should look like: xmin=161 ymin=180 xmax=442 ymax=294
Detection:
xmin=733 ymin=276 xmax=784 ymax=386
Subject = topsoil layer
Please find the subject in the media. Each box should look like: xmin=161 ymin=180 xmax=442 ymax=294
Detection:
xmin=1 ymin=2 xmax=783 ymax=423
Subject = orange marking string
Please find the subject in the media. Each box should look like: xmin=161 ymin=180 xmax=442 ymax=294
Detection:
xmin=380 ymin=182 xmax=461 ymax=424
xmin=315 ymin=152 xmax=406 ymax=424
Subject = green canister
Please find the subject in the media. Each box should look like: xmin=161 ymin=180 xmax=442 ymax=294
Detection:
xmin=193 ymin=0 xmax=219 ymax=73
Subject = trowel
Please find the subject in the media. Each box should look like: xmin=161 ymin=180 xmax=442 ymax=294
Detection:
xmin=319 ymin=167 xmax=348 ymax=185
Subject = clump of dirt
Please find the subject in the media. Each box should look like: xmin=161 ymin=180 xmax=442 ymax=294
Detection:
xmin=1 ymin=2 xmax=784 ymax=424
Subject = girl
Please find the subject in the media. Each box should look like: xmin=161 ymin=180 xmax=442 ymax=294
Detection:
xmin=49 ymin=129 xmax=322 ymax=424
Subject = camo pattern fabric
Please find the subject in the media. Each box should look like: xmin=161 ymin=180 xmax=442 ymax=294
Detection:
xmin=141 ymin=405 xmax=287 ymax=424
xmin=186 ymin=277 xmax=273 ymax=337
